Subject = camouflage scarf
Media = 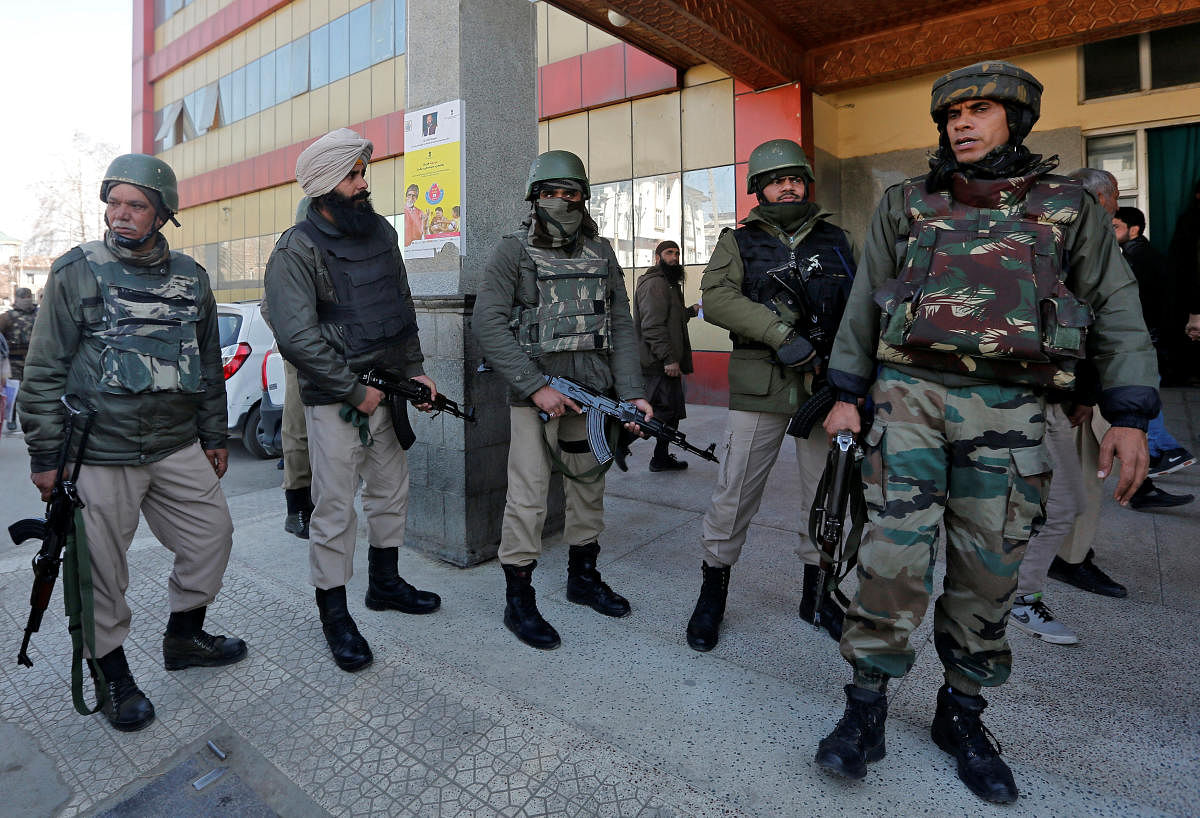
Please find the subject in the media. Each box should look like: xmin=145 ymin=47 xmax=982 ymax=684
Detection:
xmin=527 ymin=199 xmax=597 ymax=249
xmin=104 ymin=229 xmax=170 ymax=269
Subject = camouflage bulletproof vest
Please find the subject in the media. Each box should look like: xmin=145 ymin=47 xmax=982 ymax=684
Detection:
xmin=81 ymin=242 xmax=204 ymax=395
xmin=511 ymin=235 xmax=611 ymax=356
xmin=872 ymin=173 xmax=1092 ymax=389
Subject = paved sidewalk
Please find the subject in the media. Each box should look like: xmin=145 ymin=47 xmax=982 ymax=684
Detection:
xmin=1 ymin=389 xmax=1198 ymax=816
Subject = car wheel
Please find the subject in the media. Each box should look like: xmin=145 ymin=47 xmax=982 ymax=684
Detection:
xmin=242 ymin=403 xmax=279 ymax=459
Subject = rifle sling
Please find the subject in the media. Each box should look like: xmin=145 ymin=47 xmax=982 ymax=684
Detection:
xmin=808 ymin=456 xmax=868 ymax=611
xmin=63 ymin=509 xmax=105 ymax=716
xmin=541 ymin=413 xmax=617 ymax=485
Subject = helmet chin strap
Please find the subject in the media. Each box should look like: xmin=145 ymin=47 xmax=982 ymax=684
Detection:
xmin=105 ymin=214 xmax=162 ymax=249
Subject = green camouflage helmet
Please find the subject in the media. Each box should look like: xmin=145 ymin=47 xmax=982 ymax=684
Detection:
xmin=100 ymin=153 xmax=180 ymax=216
xmin=525 ymin=150 xmax=590 ymax=201
xmin=930 ymin=61 xmax=1042 ymax=124
xmin=746 ymin=139 xmax=814 ymax=194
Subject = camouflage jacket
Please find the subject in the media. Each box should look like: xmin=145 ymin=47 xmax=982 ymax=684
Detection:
xmin=0 ymin=299 xmax=37 ymax=379
xmin=828 ymin=174 xmax=1160 ymax=429
xmin=473 ymin=230 xmax=642 ymax=404
xmin=19 ymin=235 xmax=227 ymax=472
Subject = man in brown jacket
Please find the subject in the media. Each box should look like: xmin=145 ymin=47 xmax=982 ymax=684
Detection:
xmin=634 ymin=240 xmax=698 ymax=471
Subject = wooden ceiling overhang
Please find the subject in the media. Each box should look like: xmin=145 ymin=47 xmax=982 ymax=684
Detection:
xmin=546 ymin=0 xmax=1200 ymax=93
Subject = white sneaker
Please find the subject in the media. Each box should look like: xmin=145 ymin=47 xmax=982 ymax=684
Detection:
xmin=1009 ymin=593 xmax=1078 ymax=645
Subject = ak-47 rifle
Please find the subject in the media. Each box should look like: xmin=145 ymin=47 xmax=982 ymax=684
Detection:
xmin=359 ymin=369 xmax=476 ymax=423
xmin=807 ymin=429 xmax=864 ymax=635
xmin=12 ymin=395 xmax=96 ymax=668
xmin=541 ymin=375 xmax=719 ymax=467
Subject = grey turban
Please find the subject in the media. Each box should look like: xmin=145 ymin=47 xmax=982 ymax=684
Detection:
xmin=295 ymin=128 xmax=374 ymax=197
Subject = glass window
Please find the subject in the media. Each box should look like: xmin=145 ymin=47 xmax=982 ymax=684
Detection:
xmin=349 ymin=5 xmax=372 ymax=74
xmin=632 ymin=173 xmax=682 ymax=268
xmin=1151 ymin=23 xmax=1200 ymax=89
xmin=592 ymin=181 xmax=634 ymax=267
xmin=1082 ymin=36 xmax=1141 ymax=99
xmin=310 ymin=23 xmax=330 ymax=88
xmin=371 ymin=0 xmax=395 ymax=65
xmin=195 ymin=82 xmax=220 ymax=134
xmin=682 ymin=166 xmax=736 ymax=265
xmin=245 ymin=59 xmax=261 ymax=116
xmin=329 ymin=15 xmax=350 ymax=81
xmin=217 ymin=74 xmax=233 ymax=125
xmin=290 ymin=35 xmax=309 ymax=97
xmin=275 ymin=44 xmax=291 ymax=105
xmin=1086 ymin=133 xmax=1137 ymax=192
xmin=394 ymin=0 xmax=407 ymax=55
xmin=230 ymin=65 xmax=246 ymax=122
xmin=259 ymin=52 xmax=276 ymax=111
xmin=217 ymin=312 xmax=243 ymax=347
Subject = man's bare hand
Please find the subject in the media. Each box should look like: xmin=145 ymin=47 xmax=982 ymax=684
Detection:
xmin=356 ymin=385 xmax=385 ymax=415
xmin=31 ymin=470 xmax=56 ymax=502
xmin=1097 ymin=426 xmax=1149 ymax=506
xmin=411 ymin=374 xmax=438 ymax=412
xmin=532 ymin=385 xmax=580 ymax=418
xmin=627 ymin=398 xmax=654 ymax=436
xmin=1186 ymin=313 xmax=1200 ymax=341
xmin=664 ymin=362 xmax=681 ymax=378
xmin=205 ymin=447 xmax=229 ymax=478
xmin=822 ymin=400 xmax=862 ymax=439
xmin=1067 ymin=403 xmax=1093 ymax=428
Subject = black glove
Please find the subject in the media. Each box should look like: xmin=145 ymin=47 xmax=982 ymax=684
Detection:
xmin=776 ymin=332 xmax=818 ymax=371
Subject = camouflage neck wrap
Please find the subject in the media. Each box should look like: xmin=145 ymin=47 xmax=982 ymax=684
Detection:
xmin=528 ymin=198 xmax=597 ymax=249
xmin=104 ymin=229 xmax=170 ymax=268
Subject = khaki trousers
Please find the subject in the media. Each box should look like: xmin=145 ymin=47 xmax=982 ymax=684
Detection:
xmin=306 ymin=402 xmax=409 ymax=589
xmin=499 ymin=406 xmax=606 ymax=566
xmin=1058 ymin=411 xmax=1110 ymax=564
xmin=76 ymin=442 xmax=235 ymax=658
xmin=700 ymin=410 xmax=822 ymax=567
xmin=281 ymin=360 xmax=311 ymax=491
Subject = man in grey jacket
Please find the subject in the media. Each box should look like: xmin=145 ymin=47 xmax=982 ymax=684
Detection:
xmin=265 ymin=128 xmax=441 ymax=673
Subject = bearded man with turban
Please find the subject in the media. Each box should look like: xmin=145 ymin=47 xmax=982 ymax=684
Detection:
xmin=264 ymin=128 xmax=442 ymax=673
xmin=814 ymin=62 xmax=1159 ymax=804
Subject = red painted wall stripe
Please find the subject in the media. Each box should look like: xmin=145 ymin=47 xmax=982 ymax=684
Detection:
xmin=149 ymin=0 xmax=291 ymax=81
xmin=538 ymin=43 xmax=678 ymax=120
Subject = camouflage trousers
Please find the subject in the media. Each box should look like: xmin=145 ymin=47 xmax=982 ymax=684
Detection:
xmin=840 ymin=367 xmax=1050 ymax=690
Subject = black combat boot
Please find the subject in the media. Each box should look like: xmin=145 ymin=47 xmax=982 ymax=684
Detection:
xmin=284 ymin=487 xmax=312 ymax=539
xmin=93 ymin=647 xmax=156 ymax=732
xmin=931 ymin=685 xmax=1018 ymax=803
xmin=566 ymin=542 xmax=631 ymax=617
xmin=686 ymin=562 xmax=730 ymax=652
xmin=502 ymin=562 xmax=561 ymax=650
xmin=315 ymin=586 xmax=373 ymax=672
xmin=162 ymin=606 xmax=248 ymax=670
xmin=814 ymin=684 xmax=888 ymax=779
xmin=799 ymin=563 xmax=845 ymax=642
xmin=364 ymin=546 xmax=441 ymax=614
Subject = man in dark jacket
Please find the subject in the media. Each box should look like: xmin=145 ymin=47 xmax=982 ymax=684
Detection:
xmin=265 ymin=128 xmax=441 ymax=674
xmin=20 ymin=154 xmax=247 ymax=732
xmin=0 ymin=286 xmax=37 ymax=431
xmin=634 ymin=239 xmax=698 ymax=471
xmin=686 ymin=139 xmax=856 ymax=653
xmin=815 ymin=62 xmax=1158 ymax=804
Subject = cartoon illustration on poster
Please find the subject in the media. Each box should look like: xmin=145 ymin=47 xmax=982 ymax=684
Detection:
xmin=402 ymin=99 xmax=464 ymax=259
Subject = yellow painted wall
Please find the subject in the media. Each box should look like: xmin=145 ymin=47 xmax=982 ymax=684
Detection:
xmin=539 ymin=2 xmax=624 ymax=67
xmin=817 ymin=46 xmax=1200 ymax=159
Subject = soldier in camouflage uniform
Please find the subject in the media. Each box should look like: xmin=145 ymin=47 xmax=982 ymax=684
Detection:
xmin=0 ymin=286 xmax=38 ymax=431
xmin=813 ymin=63 xmax=1159 ymax=803
xmin=20 ymin=155 xmax=247 ymax=733
xmin=473 ymin=150 xmax=649 ymax=650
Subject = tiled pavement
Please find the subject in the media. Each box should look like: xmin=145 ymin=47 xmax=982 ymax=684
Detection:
xmin=1 ymin=389 xmax=1198 ymax=816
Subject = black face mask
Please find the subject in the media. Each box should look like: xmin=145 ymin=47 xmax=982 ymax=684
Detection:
xmin=321 ymin=189 xmax=377 ymax=236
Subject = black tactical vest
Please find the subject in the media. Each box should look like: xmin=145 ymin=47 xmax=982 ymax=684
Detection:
xmin=733 ymin=220 xmax=855 ymax=360
xmin=297 ymin=218 xmax=418 ymax=359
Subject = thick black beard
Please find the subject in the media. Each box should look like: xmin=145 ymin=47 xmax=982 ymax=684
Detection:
xmin=316 ymin=190 xmax=377 ymax=236
xmin=661 ymin=262 xmax=685 ymax=283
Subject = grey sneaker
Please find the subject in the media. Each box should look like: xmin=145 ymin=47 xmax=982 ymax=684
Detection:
xmin=1010 ymin=593 xmax=1077 ymax=645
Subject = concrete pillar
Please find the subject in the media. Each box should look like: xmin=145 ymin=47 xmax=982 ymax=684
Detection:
xmin=401 ymin=0 xmax=539 ymax=566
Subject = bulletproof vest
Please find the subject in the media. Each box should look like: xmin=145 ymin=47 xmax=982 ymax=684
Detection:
xmin=510 ymin=233 xmax=611 ymax=356
xmin=81 ymin=242 xmax=205 ymax=395
xmin=297 ymin=218 xmax=417 ymax=360
xmin=4 ymin=306 xmax=35 ymax=356
xmin=872 ymin=173 xmax=1092 ymax=389
xmin=732 ymin=220 xmax=854 ymax=361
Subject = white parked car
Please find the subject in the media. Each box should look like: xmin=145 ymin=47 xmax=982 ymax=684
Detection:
xmin=217 ymin=301 xmax=281 ymax=459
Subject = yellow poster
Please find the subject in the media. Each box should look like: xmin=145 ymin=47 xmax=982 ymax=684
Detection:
xmin=402 ymin=100 xmax=463 ymax=258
